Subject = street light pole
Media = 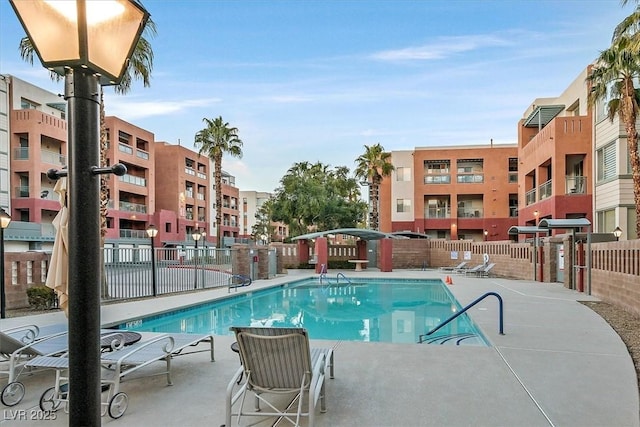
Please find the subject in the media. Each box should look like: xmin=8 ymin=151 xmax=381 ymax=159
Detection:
xmin=613 ymin=226 xmax=623 ymax=241
xmin=192 ymin=229 xmax=202 ymax=289
xmin=0 ymin=208 xmax=12 ymax=319
xmin=9 ymin=2 xmax=149 ymax=424
xmin=146 ymin=225 xmax=158 ymax=297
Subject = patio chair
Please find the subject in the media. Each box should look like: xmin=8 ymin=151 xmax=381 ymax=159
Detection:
xmin=27 ymin=331 xmax=215 ymax=419
xmin=0 ymin=328 xmax=69 ymax=406
xmin=476 ymin=263 xmax=496 ymax=278
xmin=225 ymin=326 xmax=334 ymax=427
xmin=439 ymin=261 xmax=467 ymax=272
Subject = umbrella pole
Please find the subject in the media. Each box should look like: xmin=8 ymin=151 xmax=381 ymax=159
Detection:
xmin=66 ymin=68 xmax=102 ymax=426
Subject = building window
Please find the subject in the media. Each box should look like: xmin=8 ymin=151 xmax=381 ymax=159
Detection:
xmin=596 ymin=143 xmax=616 ymax=182
xmin=396 ymin=167 xmax=411 ymax=181
xmin=596 ymin=209 xmax=615 ymax=234
xmin=396 ymin=199 xmax=411 ymax=213
xmin=27 ymin=261 xmax=33 ymax=284
xmin=21 ymin=98 xmax=39 ymax=110
xmin=41 ymin=260 xmax=48 ymax=282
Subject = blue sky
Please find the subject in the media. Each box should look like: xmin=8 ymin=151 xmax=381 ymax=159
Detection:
xmin=0 ymin=0 xmax=632 ymax=192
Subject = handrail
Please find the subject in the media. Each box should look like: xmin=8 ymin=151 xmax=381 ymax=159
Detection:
xmin=418 ymin=292 xmax=504 ymax=343
xmin=228 ymin=274 xmax=252 ymax=293
xmin=336 ymin=273 xmax=351 ymax=285
xmin=319 ymin=272 xmax=327 ymax=285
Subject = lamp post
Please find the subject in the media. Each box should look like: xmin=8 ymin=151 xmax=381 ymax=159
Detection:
xmin=483 ymin=230 xmax=488 ymax=241
xmin=146 ymin=224 xmax=158 ymax=297
xmin=201 ymin=230 xmax=206 ymax=287
xmin=9 ymin=2 xmax=149 ymax=424
xmin=192 ymin=229 xmax=202 ymax=289
xmin=613 ymin=226 xmax=623 ymax=241
xmin=0 ymin=208 xmax=12 ymax=319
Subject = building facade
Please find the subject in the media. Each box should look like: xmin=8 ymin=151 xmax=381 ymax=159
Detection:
xmin=240 ymin=190 xmax=288 ymax=242
xmin=380 ymin=144 xmax=519 ymax=241
xmin=210 ymin=170 xmax=240 ymax=246
xmin=517 ymin=68 xmax=593 ymax=231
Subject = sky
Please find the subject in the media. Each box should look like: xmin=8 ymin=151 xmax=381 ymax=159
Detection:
xmin=0 ymin=0 xmax=634 ymax=193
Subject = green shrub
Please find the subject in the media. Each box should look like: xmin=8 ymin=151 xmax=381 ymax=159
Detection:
xmin=26 ymin=286 xmax=57 ymax=310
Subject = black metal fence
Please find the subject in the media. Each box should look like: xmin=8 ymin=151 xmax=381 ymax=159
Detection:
xmin=102 ymin=247 xmax=234 ymax=302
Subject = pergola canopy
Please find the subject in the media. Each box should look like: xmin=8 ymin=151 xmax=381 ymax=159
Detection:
xmin=291 ymin=228 xmax=400 ymax=241
xmin=508 ymin=226 xmax=551 ymax=235
xmin=538 ymin=218 xmax=591 ymax=230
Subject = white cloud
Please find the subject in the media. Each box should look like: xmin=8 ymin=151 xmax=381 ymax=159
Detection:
xmin=104 ymin=97 xmax=221 ymax=120
xmin=370 ymin=33 xmax=515 ymax=62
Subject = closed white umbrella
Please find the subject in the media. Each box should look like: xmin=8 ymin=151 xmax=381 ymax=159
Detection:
xmin=46 ymin=177 xmax=69 ymax=316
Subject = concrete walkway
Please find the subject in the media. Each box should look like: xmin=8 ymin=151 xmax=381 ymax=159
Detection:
xmin=1 ymin=270 xmax=638 ymax=426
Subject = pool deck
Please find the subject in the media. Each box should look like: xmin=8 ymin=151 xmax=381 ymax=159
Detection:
xmin=2 ymin=269 xmax=639 ymax=427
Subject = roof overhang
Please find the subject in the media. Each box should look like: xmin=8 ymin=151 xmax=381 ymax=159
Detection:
xmin=537 ymin=218 xmax=591 ymax=230
xmin=523 ymin=105 xmax=564 ymax=128
xmin=508 ymin=226 xmax=551 ymax=235
xmin=291 ymin=228 xmax=399 ymax=241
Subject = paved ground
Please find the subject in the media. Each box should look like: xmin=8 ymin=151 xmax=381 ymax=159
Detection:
xmin=1 ymin=269 xmax=638 ymax=427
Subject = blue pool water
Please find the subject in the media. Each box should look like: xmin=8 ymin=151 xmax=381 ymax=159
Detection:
xmin=117 ymin=277 xmax=489 ymax=346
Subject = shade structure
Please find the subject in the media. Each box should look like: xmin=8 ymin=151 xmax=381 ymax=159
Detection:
xmin=46 ymin=177 xmax=69 ymax=316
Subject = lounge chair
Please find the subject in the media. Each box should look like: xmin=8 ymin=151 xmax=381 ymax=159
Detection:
xmin=225 ymin=326 xmax=334 ymax=427
xmin=462 ymin=264 xmax=485 ymax=276
xmin=439 ymin=261 xmax=467 ymax=272
xmin=0 ymin=328 xmax=69 ymax=406
xmin=26 ymin=332 xmax=215 ymax=419
xmin=476 ymin=263 xmax=496 ymax=278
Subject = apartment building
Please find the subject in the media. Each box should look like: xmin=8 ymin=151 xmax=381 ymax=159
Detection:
xmin=103 ymin=116 xmax=156 ymax=243
xmin=6 ymin=75 xmax=67 ymax=237
xmin=593 ymin=96 xmax=637 ymax=240
xmin=1 ymin=75 xmax=10 ymax=212
xmin=240 ymin=190 xmax=288 ymax=242
xmin=210 ymin=170 xmax=240 ymax=246
xmin=380 ymin=144 xmax=519 ymax=241
xmin=154 ymin=141 xmax=210 ymax=244
xmin=517 ymin=68 xmax=593 ymax=230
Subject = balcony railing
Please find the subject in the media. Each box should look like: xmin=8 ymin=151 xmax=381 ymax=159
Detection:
xmin=13 ymin=147 xmax=29 ymax=160
xmin=525 ymin=188 xmax=536 ymax=206
xmin=120 ymin=229 xmax=148 ymax=239
xmin=14 ymin=186 xmax=29 ymax=198
xmin=456 ymin=173 xmax=484 ymax=183
xmin=41 ymin=150 xmax=66 ymax=166
xmin=508 ymin=172 xmax=518 ymax=183
xmin=424 ymin=175 xmax=451 ymax=184
xmin=136 ymin=149 xmax=149 ymax=160
xmin=539 ymin=179 xmax=552 ymax=200
xmin=566 ymin=176 xmax=586 ymax=194
xmin=118 ymin=174 xmax=146 ymax=187
xmin=118 ymin=143 xmax=133 ymax=155
xmin=425 ymin=207 xmax=450 ymax=218
xmin=119 ymin=201 xmax=147 ymax=213
xmin=185 ymin=167 xmax=196 ymax=176
xmin=457 ymin=207 xmax=483 ymax=218
xmin=510 ymin=207 xmax=518 ymax=217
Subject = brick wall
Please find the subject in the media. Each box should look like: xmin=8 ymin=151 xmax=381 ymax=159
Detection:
xmin=4 ymin=252 xmax=50 ymax=309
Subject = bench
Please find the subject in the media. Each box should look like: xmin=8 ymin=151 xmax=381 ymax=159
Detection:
xmin=348 ymin=260 xmax=369 ymax=271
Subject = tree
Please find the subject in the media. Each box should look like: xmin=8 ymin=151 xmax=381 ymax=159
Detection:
xmin=587 ymin=35 xmax=640 ymax=238
xmin=354 ymin=143 xmax=395 ymax=231
xmin=251 ymin=199 xmax=275 ymax=243
xmin=270 ymin=161 xmax=368 ymax=237
xmin=194 ymin=116 xmax=243 ymax=248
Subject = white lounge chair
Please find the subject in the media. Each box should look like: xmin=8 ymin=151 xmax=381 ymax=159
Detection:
xmin=0 ymin=327 xmax=69 ymax=406
xmin=26 ymin=332 xmax=215 ymax=419
xmin=439 ymin=261 xmax=467 ymax=272
xmin=225 ymin=326 xmax=334 ymax=427
xmin=462 ymin=264 xmax=485 ymax=276
xmin=476 ymin=263 xmax=496 ymax=278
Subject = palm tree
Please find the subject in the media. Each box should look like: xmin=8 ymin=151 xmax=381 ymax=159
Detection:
xmin=587 ymin=34 xmax=640 ymax=238
xmin=354 ymin=143 xmax=394 ymax=231
xmin=194 ymin=117 xmax=243 ymax=248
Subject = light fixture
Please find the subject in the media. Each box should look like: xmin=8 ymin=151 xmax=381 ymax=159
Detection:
xmin=192 ymin=229 xmax=202 ymax=290
xmin=0 ymin=208 xmax=12 ymax=319
xmin=10 ymin=0 xmax=149 ymax=86
xmin=9 ymin=1 xmax=150 ymax=423
xmin=146 ymin=224 xmax=158 ymax=297
xmin=613 ymin=226 xmax=623 ymax=241
xmin=484 ymin=230 xmax=488 ymax=241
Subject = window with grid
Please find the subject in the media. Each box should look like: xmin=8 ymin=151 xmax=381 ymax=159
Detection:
xmin=396 ymin=199 xmax=411 ymax=213
xmin=396 ymin=167 xmax=411 ymax=181
xmin=596 ymin=143 xmax=616 ymax=182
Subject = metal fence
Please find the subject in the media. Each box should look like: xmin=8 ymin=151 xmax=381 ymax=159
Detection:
xmin=102 ymin=247 xmax=234 ymax=302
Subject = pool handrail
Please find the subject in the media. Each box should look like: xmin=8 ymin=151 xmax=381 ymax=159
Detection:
xmin=228 ymin=274 xmax=252 ymax=293
xmin=336 ymin=273 xmax=351 ymax=285
xmin=418 ymin=291 xmax=504 ymax=343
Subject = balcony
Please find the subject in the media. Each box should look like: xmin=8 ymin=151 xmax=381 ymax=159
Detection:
xmin=13 ymin=147 xmax=29 ymax=160
xmin=41 ymin=149 xmax=66 ymax=166
xmin=525 ymin=188 xmax=536 ymax=206
xmin=456 ymin=173 xmax=484 ymax=183
xmin=120 ymin=229 xmax=148 ymax=239
xmin=539 ymin=179 xmax=552 ymax=200
xmin=457 ymin=207 xmax=483 ymax=218
xmin=185 ymin=167 xmax=196 ymax=176
xmin=566 ymin=176 xmax=586 ymax=194
xmin=118 ymin=174 xmax=147 ymax=187
xmin=118 ymin=143 xmax=133 ymax=155
xmin=14 ymin=186 xmax=29 ymax=198
xmin=119 ymin=201 xmax=147 ymax=213
xmin=425 ymin=207 xmax=450 ymax=219
xmin=508 ymin=172 xmax=518 ymax=183
xmin=424 ymin=175 xmax=451 ymax=184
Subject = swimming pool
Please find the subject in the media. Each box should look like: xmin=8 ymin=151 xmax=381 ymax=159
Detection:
xmin=117 ymin=277 xmax=489 ymax=346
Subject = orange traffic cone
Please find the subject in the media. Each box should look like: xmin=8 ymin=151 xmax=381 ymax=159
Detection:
xmin=448 ymin=275 xmax=454 ymax=285
xmin=445 ymin=275 xmax=451 ymax=285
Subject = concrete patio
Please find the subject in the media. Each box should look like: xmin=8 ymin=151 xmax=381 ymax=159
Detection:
xmin=1 ymin=269 xmax=638 ymax=426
